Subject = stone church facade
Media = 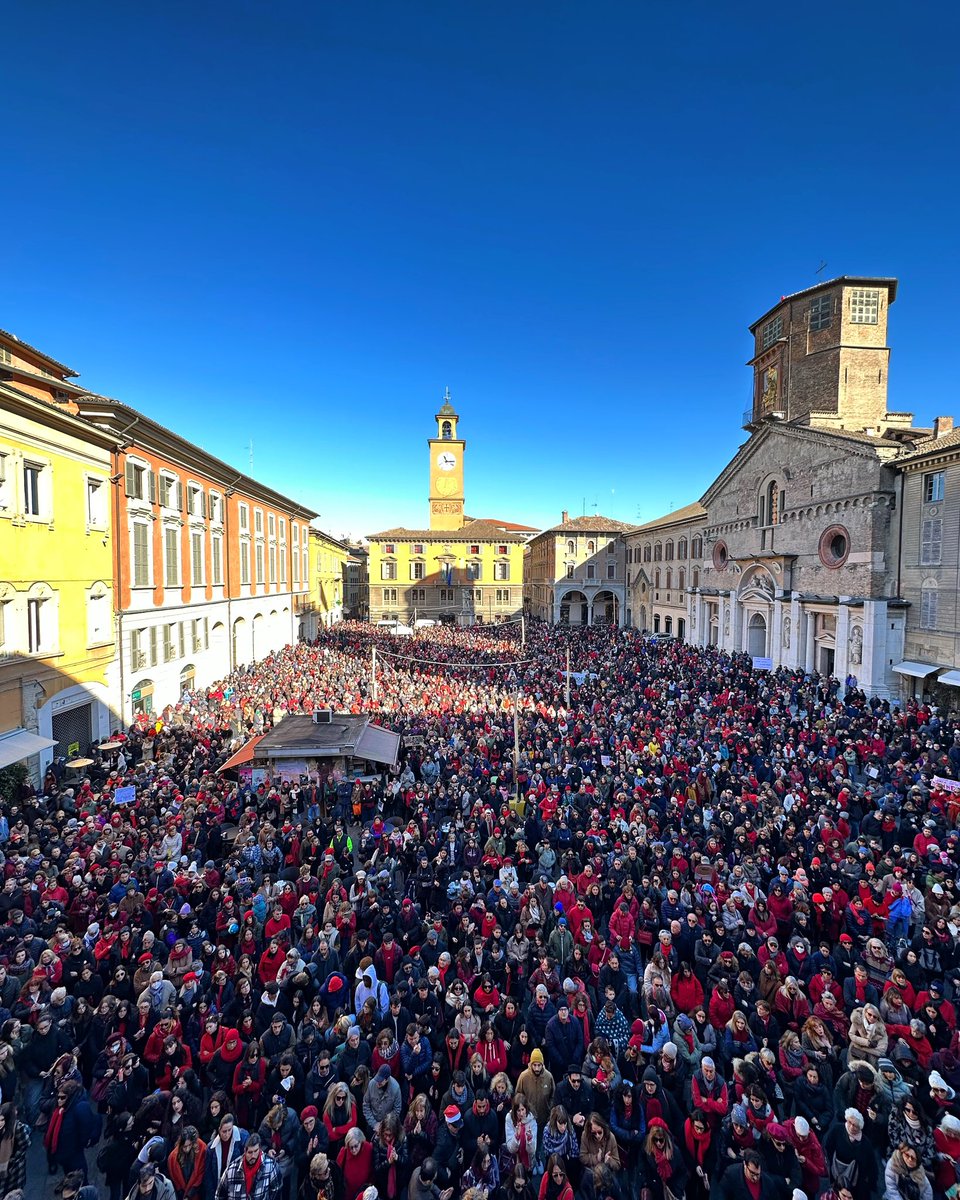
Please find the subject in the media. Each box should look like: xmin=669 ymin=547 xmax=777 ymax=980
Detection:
xmin=650 ymin=275 xmax=951 ymax=699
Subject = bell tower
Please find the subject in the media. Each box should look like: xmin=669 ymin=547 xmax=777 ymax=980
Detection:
xmin=428 ymin=388 xmax=466 ymax=530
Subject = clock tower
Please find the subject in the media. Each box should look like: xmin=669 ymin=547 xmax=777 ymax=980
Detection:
xmin=428 ymin=388 xmax=466 ymax=530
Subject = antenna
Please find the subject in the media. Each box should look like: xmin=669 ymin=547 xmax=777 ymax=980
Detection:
xmin=816 ymin=260 xmax=828 ymax=275
xmin=248 ymin=439 xmax=254 ymax=471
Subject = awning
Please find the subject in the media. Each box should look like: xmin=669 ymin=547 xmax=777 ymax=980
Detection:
xmin=355 ymin=723 xmax=400 ymax=767
xmin=0 ymin=728 xmax=58 ymax=770
xmin=217 ymin=734 xmax=264 ymax=773
xmin=939 ymin=670 xmax=960 ymax=687
xmin=891 ymin=661 xmax=939 ymax=678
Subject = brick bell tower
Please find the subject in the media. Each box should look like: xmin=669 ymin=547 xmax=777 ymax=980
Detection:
xmin=428 ymin=389 xmax=466 ymax=530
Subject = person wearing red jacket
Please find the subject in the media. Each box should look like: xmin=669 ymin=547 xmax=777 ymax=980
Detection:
xmin=784 ymin=1114 xmax=826 ymax=1198
xmin=263 ymin=905 xmax=291 ymax=945
xmin=258 ymin=939 xmax=286 ymax=986
xmin=374 ymin=932 xmax=403 ymax=985
xmin=608 ymin=901 xmax=636 ymax=952
xmin=566 ymin=897 xmax=594 ymax=941
xmin=672 ymin=964 xmax=705 ymax=1015
xmin=691 ymin=1057 xmax=729 ymax=1129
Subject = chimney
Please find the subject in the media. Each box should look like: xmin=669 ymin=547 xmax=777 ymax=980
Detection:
xmin=933 ymin=416 xmax=954 ymax=439
xmin=561 ymin=510 xmax=569 ymax=523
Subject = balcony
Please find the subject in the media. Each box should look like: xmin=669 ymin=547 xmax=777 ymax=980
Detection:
xmin=742 ymin=409 xmax=755 ymax=429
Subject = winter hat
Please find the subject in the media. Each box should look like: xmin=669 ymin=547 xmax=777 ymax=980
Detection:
xmin=930 ymin=1071 xmax=950 ymax=1092
xmin=767 ymin=1123 xmax=789 ymax=1142
xmin=348 ymin=1026 xmax=361 ymax=1039
xmin=327 ymin=976 xmax=344 ymax=993
xmin=792 ymin=1191 xmax=808 ymax=1200
xmin=643 ymin=1066 xmax=659 ymax=1084
xmin=845 ymin=1108 xmax=865 ymax=1129
xmin=793 ymin=1116 xmax=810 ymax=1138
xmin=662 ymin=1043 xmax=678 ymax=1060
xmin=443 ymin=1105 xmax=462 ymax=1123
xmin=677 ymin=1014 xmax=693 ymax=1031
xmin=530 ymin=1048 xmax=544 ymax=1065
xmin=535 ymin=984 xmax=549 ymax=998
xmin=878 ymin=1059 xmax=896 ymax=1074
xmin=732 ymin=1104 xmax=748 ymax=1126
xmin=941 ymin=1114 xmax=960 ymax=1135
xmin=375 ymin=1065 xmax=392 ymax=1082
xmin=300 ymin=1106 xmax=319 ymax=1123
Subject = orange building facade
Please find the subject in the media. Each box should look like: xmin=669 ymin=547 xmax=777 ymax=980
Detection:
xmin=75 ymin=396 xmax=316 ymax=721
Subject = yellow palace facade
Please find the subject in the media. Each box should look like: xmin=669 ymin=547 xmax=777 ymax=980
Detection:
xmin=367 ymin=396 xmax=536 ymax=625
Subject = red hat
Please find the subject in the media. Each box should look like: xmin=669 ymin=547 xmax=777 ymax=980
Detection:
xmin=443 ymin=1105 xmax=462 ymax=1123
xmin=409 ymin=945 xmax=421 ymax=955
xmin=839 ymin=934 xmax=853 ymax=944
xmin=139 ymin=952 xmax=153 ymax=963
xmin=648 ymin=1117 xmax=669 ymax=1131
xmin=183 ymin=972 xmax=198 ymax=984
xmin=300 ymin=1106 xmax=319 ymax=1122
xmin=327 ymin=976 xmax=344 ymax=993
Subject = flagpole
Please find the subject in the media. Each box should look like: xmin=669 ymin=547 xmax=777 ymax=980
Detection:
xmin=371 ymin=646 xmax=377 ymax=704
xmin=565 ymin=646 xmax=570 ymax=708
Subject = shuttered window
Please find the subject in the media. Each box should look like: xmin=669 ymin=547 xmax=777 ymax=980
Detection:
xmin=921 ymin=587 xmax=938 ymax=630
xmin=191 ymin=532 xmax=204 ymax=585
xmin=133 ymin=522 xmax=150 ymax=587
xmin=164 ymin=528 xmax=180 ymax=586
xmin=921 ymin=518 xmax=942 ymax=566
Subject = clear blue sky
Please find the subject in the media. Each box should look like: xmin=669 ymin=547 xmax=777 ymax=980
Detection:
xmin=3 ymin=2 xmax=957 ymax=539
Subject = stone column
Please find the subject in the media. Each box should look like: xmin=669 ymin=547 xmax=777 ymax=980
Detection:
xmin=804 ymin=610 xmax=816 ymax=673
xmin=771 ymin=595 xmax=784 ymax=667
xmin=787 ymin=593 xmax=802 ymax=670
xmin=860 ymin=599 xmax=890 ymax=698
xmin=835 ymin=599 xmax=851 ymax=683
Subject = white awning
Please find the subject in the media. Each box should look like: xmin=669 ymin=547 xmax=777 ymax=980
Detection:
xmin=891 ymin=661 xmax=939 ymax=678
xmin=0 ymin=728 xmax=58 ymax=770
xmin=939 ymin=670 xmax=960 ymax=687
xmin=355 ymin=723 xmax=400 ymax=767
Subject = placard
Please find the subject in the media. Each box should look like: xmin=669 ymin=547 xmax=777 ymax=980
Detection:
xmin=933 ymin=774 xmax=960 ymax=793
xmin=113 ymin=785 xmax=136 ymax=805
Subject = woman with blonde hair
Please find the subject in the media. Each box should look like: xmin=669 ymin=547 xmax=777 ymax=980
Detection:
xmin=402 ymin=1092 xmax=437 ymax=1168
xmin=641 ymin=1118 xmax=687 ymax=1200
xmin=883 ymin=1143 xmax=932 ymax=1200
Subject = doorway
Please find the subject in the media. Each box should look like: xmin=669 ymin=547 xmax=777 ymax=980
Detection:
xmin=747 ymin=612 xmax=768 ymax=658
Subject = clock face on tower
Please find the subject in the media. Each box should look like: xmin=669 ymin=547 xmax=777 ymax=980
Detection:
xmin=435 ymin=476 xmax=458 ymax=497
xmin=436 ymin=451 xmax=457 ymax=472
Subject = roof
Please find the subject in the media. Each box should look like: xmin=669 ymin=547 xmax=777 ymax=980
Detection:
xmin=0 ymin=328 xmax=79 ymax=377
xmin=74 ymin=393 xmax=318 ymax=520
xmin=254 ymin=714 xmax=399 ymax=766
xmin=542 ymin=514 xmax=639 ymax=534
xmin=897 ymin=426 xmax=960 ymax=465
xmin=806 ymin=424 xmax=904 ymax=449
xmin=368 ymin=518 xmax=534 ymax=541
xmin=629 ymin=501 xmax=707 ymax=534
xmin=216 ymin=734 xmax=265 ymax=773
xmin=749 ymin=275 xmax=899 ymax=332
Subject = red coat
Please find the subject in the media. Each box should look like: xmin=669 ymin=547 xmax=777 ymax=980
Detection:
xmin=672 ymin=973 xmax=705 ymax=1015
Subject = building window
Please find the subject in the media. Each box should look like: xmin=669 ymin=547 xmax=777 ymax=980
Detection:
xmin=86 ymin=477 xmax=107 ymax=529
xmin=566 ymin=540 xmax=575 ymax=555
xmin=497 ymin=589 xmax=511 ymax=604
xmin=665 ymin=540 xmax=674 ymax=560
xmin=411 ymin=542 xmax=424 ymax=555
xmin=381 ymin=561 xmax=397 ymax=580
xmin=677 ymin=538 xmax=687 ymax=558
xmin=132 ymin=522 xmax=150 ymax=588
xmin=411 ymin=561 xmax=425 ymax=581
xmin=384 ymin=543 xmax=395 ymax=554
xmin=494 ymin=562 xmax=510 ymax=581
xmin=239 ymin=504 xmax=249 ymax=532
xmin=665 ymin=617 xmax=673 ymax=635
xmin=159 ymin=473 xmax=181 ymax=510
xmin=644 ymin=544 xmax=651 ymax=562
xmin=86 ymin=585 xmax=110 ymax=646
xmin=566 ymin=563 xmax=575 ymax=579
xmin=301 ymin=546 xmax=308 ymax=585
xmin=268 ymin=513 xmax=276 ymax=537
xmin=678 ymin=568 xmax=685 ymax=591
xmin=607 ymin=564 xmax=616 ymax=579
xmin=254 ymin=509 xmax=264 ymax=534
xmin=255 ymin=542 xmax=265 ymax=584
xmin=269 ymin=544 xmax=277 ymax=584
xmin=124 ymin=461 xmax=153 ymax=502
xmin=692 ymin=537 xmax=702 ymax=559
xmin=809 ymin=293 xmax=832 ymax=331
xmin=666 ymin=569 xmax=672 ymax=590
xmin=818 ymin=524 xmax=850 ymax=568
xmin=921 ymin=584 xmax=938 ymax=630
xmin=849 ymin=288 xmax=880 ymax=324
xmin=655 ymin=569 xmax=661 ymax=589
xmin=163 ymin=624 xmax=177 ymax=662
xmin=474 ymin=588 xmax=482 ymax=602
xmin=761 ymin=315 xmax=783 ymax=350
xmin=921 ymin=517 xmax=943 ymax=566
xmin=279 ymin=544 xmax=286 ymax=585
xmin=209 ymin=492 xmax=223 ymax=524
xmin=692 ymin=568 xmax=699 ymax=588
xmin=164 ymin=527 xmax=180 ymax=587
xmin=466 ymin=562 xmax=481 ymax=581
xmin=382 ymin=588 xmax=397 ymax=604
xmin=191 ymin=531 xmax=204 ymax=586
xmin=0 ymin=346 xmax=11 ymax=366
xmin=23 ymin=462 xmax=43 ymax=518
xmin=713 ymin=541 xmax=728 ymax=571
xmin=211 ymin=534 xmax=223 ymax=586
xmin=187 ymin=484 xmax=204 ymax=518
xmin=923 ymin=472 xmax=945 ymax=503
xmin=27 ymin=597 xmax=42 ymax=652
xmin=240 ymin=542 xmax=251 ymax=587
xmin=653 ymin=543 xmax=662 ymax=561
xmin=498 ymin=544 xmax=508 ymax=555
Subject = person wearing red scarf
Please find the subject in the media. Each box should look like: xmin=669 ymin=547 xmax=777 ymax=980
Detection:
xmin=684 ymin=1110 xmax=713 ymax=1200
xmin=167 ymin=1127 xmax=207 ymax=1200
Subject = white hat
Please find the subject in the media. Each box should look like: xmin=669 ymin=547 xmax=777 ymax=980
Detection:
xmin=793 ymin=1116 xmax=809 ymax=1137
xmin=941 ymin=1114 xmax=960 ymax=1135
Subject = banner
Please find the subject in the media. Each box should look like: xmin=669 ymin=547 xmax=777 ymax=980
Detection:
xmin=278 ymin=759 xmax=307 ymax=782
xmin=113 ymin=785 xmax=136 ymax=804
xmin=933 ymin=774 xmax=960 ymax=793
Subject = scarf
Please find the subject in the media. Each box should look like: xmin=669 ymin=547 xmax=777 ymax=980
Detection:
xmin=785 ymin=1044 xmax=805 ymax=1069
xmin=44 ymin=1105 xmax=66 ymax=1155
xmin=684 ymin=1120 xmax=711 ymax=1166
xmin=242 ymin=1152 xmax=262 ymax=1195
xmin=652 ymin=1142 xmax=675 ymax=1181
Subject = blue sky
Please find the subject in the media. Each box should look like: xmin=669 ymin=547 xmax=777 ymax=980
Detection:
xmin=3 ymin=2 xmax=957 ymax=538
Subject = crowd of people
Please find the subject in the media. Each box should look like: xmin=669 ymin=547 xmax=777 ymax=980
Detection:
xmin=2 ymin=620 xmax=960 ymax=1200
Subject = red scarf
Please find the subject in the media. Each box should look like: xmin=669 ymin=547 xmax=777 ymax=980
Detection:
xmin=242 ymin=1152 xmax=262 ymax=1195
xmin=652 ymin=1143 xmax=675 ymax=1181
xmin=44 ymin=1105 xmax=66 ymax=1154
xmin=684 ymin=1119 xmax=711 ymax=1166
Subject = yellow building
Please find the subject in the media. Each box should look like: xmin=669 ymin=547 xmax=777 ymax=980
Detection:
xmin=367 ymin=395 xmax=536 ymax=624
xmin=298 ymin=528 xmax=350 ymax=638
xmin=0 ymin=332 xmax=121 ymax=781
